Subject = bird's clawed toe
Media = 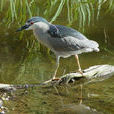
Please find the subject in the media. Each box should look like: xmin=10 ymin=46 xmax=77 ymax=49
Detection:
xmin=78 ymin=69 xmax=84 ymax=76
xmin=52 ymin=78 xmax=60 ymax=81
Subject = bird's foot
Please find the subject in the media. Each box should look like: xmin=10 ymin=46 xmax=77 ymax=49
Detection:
xmin=78 ymin=69 xmax=84 ymax=76
xmin=52 ymin=77 xmax=60 ymax=81
xmin=43 ymin=77 xmax=60 ymax=85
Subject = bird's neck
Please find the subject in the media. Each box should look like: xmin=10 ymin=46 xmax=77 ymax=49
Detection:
xmin=33 ymin=27 xmax=51 ymax=48
xmin=33 ymin=22 xmax=50 ymax=33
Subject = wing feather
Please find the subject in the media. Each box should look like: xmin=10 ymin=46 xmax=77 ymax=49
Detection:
xmin=48 ymin=24 xmax=99 ymax=52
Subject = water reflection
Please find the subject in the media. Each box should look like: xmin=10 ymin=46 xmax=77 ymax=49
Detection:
xmin=59 ymin=104 xmax=103 ymax=114
xmin=0 ymin=0 xmax=114 ymax=113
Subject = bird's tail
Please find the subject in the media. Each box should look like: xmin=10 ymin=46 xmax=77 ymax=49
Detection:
xmin=89 ymin=40 xmax=100 ymax=52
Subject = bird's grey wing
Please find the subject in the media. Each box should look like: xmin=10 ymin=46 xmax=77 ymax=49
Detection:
xmin=48 ymin=24 xmax=88 ymax=40
xmin=48 ymin=35 xmax=99 ymax=52
xmin=48 ymin=24 xmax=61 ymax=38
xmin=48 ymin=24 xmax=99 ymax=52
xmin=48 ymin=36 xmax=86 ymax=52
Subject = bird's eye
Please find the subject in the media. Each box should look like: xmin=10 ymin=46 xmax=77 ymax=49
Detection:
xmin=30 ymin=22 xmax=34 ymax=25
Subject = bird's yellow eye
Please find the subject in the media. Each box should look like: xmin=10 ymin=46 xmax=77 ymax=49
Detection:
xmin=30 ymin=22 xmax=34 ymax=25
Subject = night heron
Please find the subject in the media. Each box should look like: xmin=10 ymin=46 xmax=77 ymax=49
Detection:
xmin=17 ymin=16 xmax=99 ymax=80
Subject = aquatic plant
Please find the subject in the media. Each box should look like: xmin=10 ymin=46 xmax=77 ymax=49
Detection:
xmin=0 ymin=0 xmax=113 ymax=53
xmin=1 ymin=0 xmax=114 ymax=28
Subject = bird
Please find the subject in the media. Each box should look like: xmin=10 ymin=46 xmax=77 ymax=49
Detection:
xmin=17 ymin=16 xmax=99 ymax=80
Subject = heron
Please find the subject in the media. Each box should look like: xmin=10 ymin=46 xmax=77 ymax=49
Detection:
xmin=17 ymin=16 xmax=99 ymax=80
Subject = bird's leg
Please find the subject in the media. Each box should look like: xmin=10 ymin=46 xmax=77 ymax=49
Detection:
xmin=43 ymin=56 xmax=60 ymax=84
xmin=75 ymin=55 xmax=83 ymax=76
xmin=52 ymin=56 xmax=60 ymax=81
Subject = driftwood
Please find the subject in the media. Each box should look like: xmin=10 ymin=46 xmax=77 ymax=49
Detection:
xmin=0 ymin=64 xmax=114 ymax=91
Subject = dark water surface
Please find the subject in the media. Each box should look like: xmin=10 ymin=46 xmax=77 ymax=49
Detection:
xmin=0 ymin=1 xmax=114 ymax=114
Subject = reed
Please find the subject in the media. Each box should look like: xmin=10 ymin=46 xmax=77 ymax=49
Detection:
xmin=1 ymin=0 xmax=113 ymax=28
xmin=0 ymin=0 xmax=113 ymax=53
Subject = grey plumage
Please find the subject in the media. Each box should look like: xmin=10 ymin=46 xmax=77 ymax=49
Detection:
xmin=48 ymin=24 xmax=87 ymax=40
xmin=17 ymin=16 xmax=99 ymax=57
xmin=27 ymin=17 xmax=48 ymax=24
xmin=17 ymin=16 xmax=99 ymax=79
xmin=47 ymin=24 xmax=99 ymax=57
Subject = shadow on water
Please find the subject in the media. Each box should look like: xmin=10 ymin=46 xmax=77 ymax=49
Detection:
xmin=0 ymin=0 xmax=114 ymax=113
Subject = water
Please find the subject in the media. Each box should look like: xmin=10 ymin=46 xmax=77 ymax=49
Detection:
xmin=0 ymin=1 xmax=114 ymax=113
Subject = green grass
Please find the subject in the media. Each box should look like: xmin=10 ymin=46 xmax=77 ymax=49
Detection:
xmin=0 ymin=0 xmax=114 ymax=53
xmin=1 ymin=0 xmax=114 ymax=28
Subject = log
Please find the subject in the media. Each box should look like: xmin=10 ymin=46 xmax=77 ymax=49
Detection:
xmin=0 ymin=84 xmax=15 ymax=91
xmin=59 ymin=64 xmax=114 ymax=84
xmin=0 ymin=64 xmax=114 ymax=91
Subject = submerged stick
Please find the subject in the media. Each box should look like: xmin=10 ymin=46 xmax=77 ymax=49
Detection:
xmin=0 ymin=64 xmax=114 ymax=91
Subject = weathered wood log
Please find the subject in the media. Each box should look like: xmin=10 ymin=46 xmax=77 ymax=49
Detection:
xmin=0 ymin=64 xmax=114 ymax=91
xmin=59 ymin=64 xmax=114 ymax=84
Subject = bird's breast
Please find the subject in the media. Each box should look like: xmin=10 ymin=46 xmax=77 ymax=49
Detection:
xmin=33 ymin=29 xmax=52 ymax=49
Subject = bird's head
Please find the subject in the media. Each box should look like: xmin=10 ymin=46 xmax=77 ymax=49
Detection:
xmin=16 ymin=17 xmax=49 ymax=32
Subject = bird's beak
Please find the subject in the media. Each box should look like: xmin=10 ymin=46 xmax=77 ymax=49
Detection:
xmin=16 ymin=24 xmax=30 ymax=32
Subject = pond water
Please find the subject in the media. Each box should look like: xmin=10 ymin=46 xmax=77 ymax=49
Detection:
xmin=0 ymin=1 xmax=114 ymax=114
